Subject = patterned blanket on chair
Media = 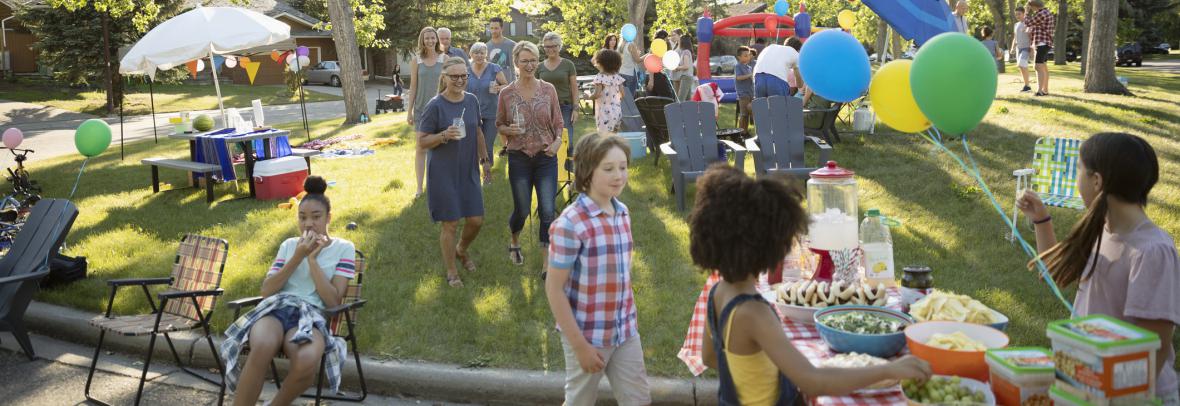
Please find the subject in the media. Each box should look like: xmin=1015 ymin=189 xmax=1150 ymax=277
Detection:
xmin=220 ymin=294 xmax=346 ymax=393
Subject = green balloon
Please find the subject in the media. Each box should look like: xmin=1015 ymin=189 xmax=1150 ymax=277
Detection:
xmin=75 ymin=118 xmax=112 ymax=157
xmin=910 ymin=33 xmax=998 ymax=135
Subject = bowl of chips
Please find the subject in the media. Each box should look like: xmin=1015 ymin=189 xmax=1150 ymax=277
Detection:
xmin=909 ymin=291 xmax=1009 ymax=331
xmin=905 ymin=321 xmax=1009 ymax=381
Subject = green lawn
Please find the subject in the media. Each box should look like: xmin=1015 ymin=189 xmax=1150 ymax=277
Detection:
xmin=0 ymin=78 xmax=340 ymax=116
xmin=28 ymin=61 xmax=1180 ymax=378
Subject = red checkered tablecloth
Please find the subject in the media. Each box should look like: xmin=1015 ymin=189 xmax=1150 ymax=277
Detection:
xmin=678 ymin=274 xmax=908 ymax=406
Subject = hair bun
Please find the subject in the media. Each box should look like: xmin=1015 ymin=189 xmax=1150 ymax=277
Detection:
xmin=303 ymin=176 xmax=328 ymax=195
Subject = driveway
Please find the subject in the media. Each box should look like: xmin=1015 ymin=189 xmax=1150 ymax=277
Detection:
xmin=1139 ymin=56 xmax=1180 ymax=74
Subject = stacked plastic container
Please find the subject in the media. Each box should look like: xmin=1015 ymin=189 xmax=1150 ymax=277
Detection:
xmin=986 ymin=347 xmax=1055 ymax=406
xmin=1046 ymin=315 xmax=1161 ymax=406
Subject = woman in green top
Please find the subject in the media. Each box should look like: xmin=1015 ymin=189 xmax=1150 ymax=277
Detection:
xmin=407 ymin=27 xmax=445 ymax=198
xmin=536 ymin=31 xmax=579 ymax=146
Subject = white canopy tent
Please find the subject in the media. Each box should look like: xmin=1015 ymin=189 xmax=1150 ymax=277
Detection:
xmin=118 ymin=6 xmax=292 ymax=137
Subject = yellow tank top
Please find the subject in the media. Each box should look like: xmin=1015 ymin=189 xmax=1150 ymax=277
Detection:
xmin=724 ymin=305 xmax=781 ymax=406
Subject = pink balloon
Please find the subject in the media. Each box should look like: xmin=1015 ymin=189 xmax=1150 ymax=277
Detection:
xmin=644 ymin=54 xmax=664 ymax=73
xmin=2 ymin=128 xmax=22 ymax=149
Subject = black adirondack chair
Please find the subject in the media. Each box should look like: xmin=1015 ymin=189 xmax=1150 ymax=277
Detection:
xmin=747 ymin=96 xmax=832 ymax=180
xmin=635 ymin=96 xmax=676 ymax=166
xmin=0 ymin=199 xmax=80 ymax=360
xmin=804 ymin=97 xmax=845 ymax=144
xmin=660 ymin=101 xmax=747 ymax=211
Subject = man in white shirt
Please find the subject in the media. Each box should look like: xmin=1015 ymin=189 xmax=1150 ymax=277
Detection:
xmin=752 ymin=37 xmax=804 ymax=98
xmin=1011 ymin=7 xmax=1032 ymax=92
xmin=953 ymin=0 xmax=970 ymax=34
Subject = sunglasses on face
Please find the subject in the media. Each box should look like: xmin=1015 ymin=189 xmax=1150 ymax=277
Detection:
xmin=447 ymin=74 xmax=468 ymax=81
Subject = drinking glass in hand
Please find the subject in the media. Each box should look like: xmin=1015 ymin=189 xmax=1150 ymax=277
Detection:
xmin=452 ymin=117 xmax=466 ymax=139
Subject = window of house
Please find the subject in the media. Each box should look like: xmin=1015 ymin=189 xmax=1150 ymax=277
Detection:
xmin=527 ymin=21 xmax=533 ymax=36
xmin=510 ymin=21 xmax=516 ymax=36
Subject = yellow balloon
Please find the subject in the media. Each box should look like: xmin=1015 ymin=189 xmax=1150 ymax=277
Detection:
xmin=869 ymin=60 xmax=931 ymax=133
xmin=838 ymin=10 xmax=857 ymax=30
xmin=652 ymin=39 xmax=668 ymax=57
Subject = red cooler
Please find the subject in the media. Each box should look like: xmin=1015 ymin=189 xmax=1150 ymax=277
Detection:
xmin=253 ymin=156 xmax=308 ymax=200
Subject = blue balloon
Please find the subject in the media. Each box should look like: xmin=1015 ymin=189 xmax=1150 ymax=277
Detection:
xmin=621 ymin=24 xmax=638 ymax=42
xmin=794 ymin=12 xmax=811 ymax=39
xmin=798 ymin=30 xmax=871 ymax=102
xmin=774 ymin=0 xmax=790 ymax=17
xmin=697 ymin=15 xmax=715 ymax=43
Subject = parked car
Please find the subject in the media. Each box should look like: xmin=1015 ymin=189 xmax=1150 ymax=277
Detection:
xmin=1160 ymin=42 xmax=1171 ymax=53
xmin=1117 ymin=43 xmax=1143 ymax=67
xmin=1140 ymin=41 xmax=1168 ymax=55
xmin=869 ymin=52 xmax=894 ymax=62
xmin=304 ymin=61 xmax=367 ymax=87
xmin=709 ymin=55 xmax=738 ymax=75
xmin=1044 ymin=49 xmax=1078 ymax=63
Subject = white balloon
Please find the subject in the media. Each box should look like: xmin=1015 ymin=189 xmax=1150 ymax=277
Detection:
xmin=225 ymin=56 xmax=238 ymax=68
xmin=195 ymin=59 xmax=205 ymax=72
xmin=298 ymin=55 xmax=311 ymax=67
xmin=662 ymin=51 xmax=681 ymax=71
xmin=285 ymin=53 xmax=296 ymax=64
xmin=288 ymin=60 xmax=301 ymax=72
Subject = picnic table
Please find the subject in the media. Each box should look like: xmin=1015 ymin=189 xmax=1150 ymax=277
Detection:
xmin=169 ymin=127 xmax=292 ymax=199
xmin=679 ymin=272 xmax=910 ymax=406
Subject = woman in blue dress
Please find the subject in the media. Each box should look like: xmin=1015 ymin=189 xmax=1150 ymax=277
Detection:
xmin=416 ymin=57 xmax=493 ymax=288
xmin=466 ymin=42 xmax=509 ymax=167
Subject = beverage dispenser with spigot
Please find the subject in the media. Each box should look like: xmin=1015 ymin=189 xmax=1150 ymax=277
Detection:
xmin=807 ymin=161 xmax=859 ymax=281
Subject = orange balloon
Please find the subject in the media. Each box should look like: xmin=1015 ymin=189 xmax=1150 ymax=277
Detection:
xmin=270 ymin=50 xmax=281 ymax=62
xmin=765 ymin=16 xmax=778 ymax=31
xmin=643 ymin=54 xmax=664 ymax=73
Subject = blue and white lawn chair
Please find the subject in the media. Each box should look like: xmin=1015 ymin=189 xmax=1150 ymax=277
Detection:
xmin=1010 ymin=137 xmax=1085 ymax=240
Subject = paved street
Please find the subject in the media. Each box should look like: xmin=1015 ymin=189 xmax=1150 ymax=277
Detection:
xmin=0 ymin=81 xmax=400 ymax=164
xmin=0 ymin=331 xmax=468 ymax=405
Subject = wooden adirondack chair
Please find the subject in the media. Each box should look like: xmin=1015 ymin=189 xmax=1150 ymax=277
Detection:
xmin=0 ymin=199 xmax=79 ymax=360
xmin=747 ymin=96 xmax=833 ymax=179
xmin=635 ymin=96 xmax=676 ymax=166
xmin=659 ymin=101 xmax=747 ymax=211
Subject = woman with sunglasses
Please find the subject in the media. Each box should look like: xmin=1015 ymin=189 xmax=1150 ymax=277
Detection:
xmin=417 ymin=57 xmax=493 ymax=288
xmin=496 ymin=41 xmax=564 ymax=268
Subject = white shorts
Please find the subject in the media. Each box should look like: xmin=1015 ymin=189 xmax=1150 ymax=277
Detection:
xmin=1017 ymin=48 xmax=1031 ymax=68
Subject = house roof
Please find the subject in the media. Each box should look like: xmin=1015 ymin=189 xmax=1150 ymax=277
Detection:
xmin=185 ymin=0 xmax=323 ymax=28
xmin=726 ymin=2 xmax=767 ymax=16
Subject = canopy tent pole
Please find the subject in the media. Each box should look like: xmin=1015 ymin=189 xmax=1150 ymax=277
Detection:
xmin=119 ymin=89 xmax=125 ymax=160
xmin=149 ymin=76 xmax=158 ymax=143
xmin=295 ymin=55 xmax=310 ymax=141
xmin=208 ymin=45 xmax=227 ymax=127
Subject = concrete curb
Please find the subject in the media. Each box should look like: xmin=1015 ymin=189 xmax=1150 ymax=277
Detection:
xmin=25 ymin=301 xmax=719 ymax=405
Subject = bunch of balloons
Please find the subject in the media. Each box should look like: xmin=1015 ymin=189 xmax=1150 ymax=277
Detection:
xmin=870 ymin=32 xmax=997 ymax=135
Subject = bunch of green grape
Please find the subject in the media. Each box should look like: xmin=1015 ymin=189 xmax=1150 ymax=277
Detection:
xmin=902 ymin=376 xmax=989 ymax=404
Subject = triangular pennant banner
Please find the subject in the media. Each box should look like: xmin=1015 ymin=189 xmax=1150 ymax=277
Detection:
xmin=243 ymin=60 xmax=261 ymax=85
xmin=186 ymin=60 xmax=199 ymax=78
xmin=240 ymin=56 xmax=252 ymax=65
xmin=212 ymin=55 xmax=225 ymax=72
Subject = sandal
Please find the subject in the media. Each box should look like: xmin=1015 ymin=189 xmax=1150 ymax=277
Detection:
xmin=446 ymin=273 xmax=464 ymax=288
xmin=508 ymin=245 xmax=524 ymax=266
xmin=456 ymin=250 xmax=477 ymax=273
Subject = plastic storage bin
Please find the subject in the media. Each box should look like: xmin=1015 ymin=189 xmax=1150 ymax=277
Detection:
xmin=986 ymin=347 xmax=1055 ymax=406
xmin=1047 ymin=315 xmax=1160 ymax=405
xmin=617 ymin=132 xmax=647 ymax=160
xmin=253 ymin=156 xmax=308 ymax=200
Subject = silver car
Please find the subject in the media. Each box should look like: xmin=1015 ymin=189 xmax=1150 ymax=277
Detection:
xmin=304 ymin=61 xmax=353 ymax=87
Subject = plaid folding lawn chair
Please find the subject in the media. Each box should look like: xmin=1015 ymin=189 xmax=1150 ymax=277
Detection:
xmin=224 ymin=251 xmax=369 ymax=405
xmin=85 ymin=234 xmax=229 ymax=406
xmin=1010 ymin=137 xmax=1084 ymax=238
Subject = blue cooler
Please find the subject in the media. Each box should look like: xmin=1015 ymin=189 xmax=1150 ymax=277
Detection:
xmin=618 ymin=132 xmax=647 ymax=160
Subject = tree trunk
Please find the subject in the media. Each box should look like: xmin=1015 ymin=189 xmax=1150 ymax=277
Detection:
xmin=1083 ymin=0 xmax=1129 ymax=95
xmin=988 ymin=0 xmax=1008 ymax=73
xmin=1053 ymin=0 xmax=1068 ymax=65
xmin=629 ymin=0 xmax=648 ymax=51
xmin=1080 ymin=0 xmax=1092 ymax=75
xmin=875 ymin=18 xmax=888 ymax=66
xmin=892 ymin=31 xmax=903 ymax=60
xmin=102 ymin=12 xmax=113 ymax=115
xmin=325 ymin=0 xmax=367 ymax=124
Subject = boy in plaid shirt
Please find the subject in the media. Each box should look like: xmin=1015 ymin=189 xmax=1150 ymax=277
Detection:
xmin=1025 ymin=0 xmax=1055 ymax=96
xmin=546 ymin=132 xmax=650 ymax=405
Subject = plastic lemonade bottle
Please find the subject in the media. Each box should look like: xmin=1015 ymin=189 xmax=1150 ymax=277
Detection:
xmin=860 ymin=209 xmax=896 ymax=287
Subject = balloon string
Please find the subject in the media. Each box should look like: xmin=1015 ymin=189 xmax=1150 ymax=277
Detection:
xmin=918 ymin=132 xmax=1075 ymax=314
xmin=69 ymin=158 xmax=88 ymax=200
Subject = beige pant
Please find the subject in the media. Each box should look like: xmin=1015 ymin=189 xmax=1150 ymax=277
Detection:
xmin=560 ymin=335 xmax=651 ymax=406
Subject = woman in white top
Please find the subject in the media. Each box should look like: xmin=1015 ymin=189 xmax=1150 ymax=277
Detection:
xmin=612 ymin=34 xmax=643 ymax=97
xmin=674 ymin=34 xmax=697 ymax=101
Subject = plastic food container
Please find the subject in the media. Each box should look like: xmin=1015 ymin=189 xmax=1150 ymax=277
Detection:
xmin=1047 ymin=315 xmax=1160 ymax=405
xmin=986 ymin=347 xmax=1055 ymax=406
xmin=617 ymin=132 xmax=647 ymax=160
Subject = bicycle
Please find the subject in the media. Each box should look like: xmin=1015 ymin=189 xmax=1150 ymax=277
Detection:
xmin=0 ymin=147 xmax=40 ymax=218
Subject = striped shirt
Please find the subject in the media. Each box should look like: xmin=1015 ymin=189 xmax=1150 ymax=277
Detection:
xmin=267 ymin=237 xmax=356 ymax=308
xmin=548 ymin=194 xmax=638 ymax=348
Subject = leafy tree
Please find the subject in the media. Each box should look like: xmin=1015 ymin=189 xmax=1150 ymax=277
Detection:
xmin=542 ymin=0 xmax=629 ymax=57
xmin=17 ymin=0 xmax=186 ymax=113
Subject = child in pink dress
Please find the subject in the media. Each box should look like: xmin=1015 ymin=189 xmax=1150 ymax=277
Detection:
xmin=587 ymin=49 xmax=626 ymax=133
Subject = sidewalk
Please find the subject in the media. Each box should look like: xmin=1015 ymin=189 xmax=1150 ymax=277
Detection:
xmin=18 ymin=300 xmax=719 ymax=405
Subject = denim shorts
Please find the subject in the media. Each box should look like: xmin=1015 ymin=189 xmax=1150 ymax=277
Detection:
xmin=268 ymin=305 xmax=302 ymax=333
